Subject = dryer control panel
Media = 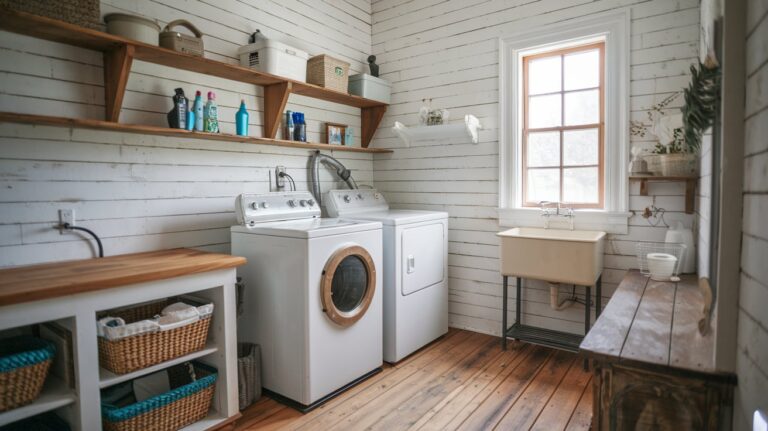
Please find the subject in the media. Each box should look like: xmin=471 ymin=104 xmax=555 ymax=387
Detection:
xmin=325 ymin=189 xmax=389 ymax=217
xmin=236 ymin=191 xmax=320 ymax=225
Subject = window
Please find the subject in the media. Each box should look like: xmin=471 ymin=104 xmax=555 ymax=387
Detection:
xmin=522 ymin=43 xmax=604 ymax=208
xmin=498 ymin=11 xmax=631 ymax=233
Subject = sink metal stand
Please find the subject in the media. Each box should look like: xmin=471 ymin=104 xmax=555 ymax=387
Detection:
xmin=501 ymin=275 xmax=602 ymax=352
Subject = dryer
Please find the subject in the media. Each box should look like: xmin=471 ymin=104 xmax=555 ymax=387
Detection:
xmin=325 ymin=189 xmax=448 ymax=363
xmin=231 ymin=191 xmax=383 ymax=410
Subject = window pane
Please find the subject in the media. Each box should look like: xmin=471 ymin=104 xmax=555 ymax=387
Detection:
xmin=563 ymin=167 xmax=599 ymax=203
xmin=528 ymin=56 xmax=561 ymax=95
xmin=564 ymin=89 xmax=599 ymax=126
xmin=527 ymin=168 xmax=560 ymax=203
xmin=527 ymin=132 xmax=560 ymax=167
xmin=564 ymin=49 xmax=600 ymax=91
xmin=529 ymin=94 xmax=562 ymax=128
xmin=563 ymin=129 xmax=599 ymax=166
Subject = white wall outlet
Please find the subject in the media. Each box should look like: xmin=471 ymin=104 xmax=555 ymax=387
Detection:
xmin=275 ymin=166 xmax=286 ymax=189
xmin=59 ymin=209 xmax=75 ymax=234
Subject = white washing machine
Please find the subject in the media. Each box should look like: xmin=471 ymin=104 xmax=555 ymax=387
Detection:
xmin=230 ymin=191 xmax=383 ymax=411
xmin=325 ymin=189 xmax=448 ymax=363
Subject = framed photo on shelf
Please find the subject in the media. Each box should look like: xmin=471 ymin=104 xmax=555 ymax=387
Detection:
xmin=325 ymin=123 xmax=347 ymax=145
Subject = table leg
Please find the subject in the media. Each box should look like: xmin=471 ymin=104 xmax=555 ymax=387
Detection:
xmin=585 ymin=285 xmax=591 ymax=335
xmin=502 ymin=276 xmax=508 ymax=350
xmin=596 ymin=275 xmax=602 ymax=318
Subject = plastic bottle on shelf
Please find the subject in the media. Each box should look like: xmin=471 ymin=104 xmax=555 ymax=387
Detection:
xmin=293 ymin=112 xmax=306 ymax=142
xmin=192 ymin=91 xmax=204 ymax=132
xmin=284 ymin=110 xmax=294 ymax=141
xmin=236 ymin=100 xmax=249 ymax=136
xmin=203 ymin=91 xmax=219 ymax=133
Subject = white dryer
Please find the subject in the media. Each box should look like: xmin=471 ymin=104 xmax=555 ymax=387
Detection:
xmin=325 ymin=189 xmax=448 ymax=363
xmin=231 ymin=191 xmax=383 ymax=411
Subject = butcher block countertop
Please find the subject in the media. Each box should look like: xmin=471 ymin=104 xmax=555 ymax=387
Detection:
xmin=0 ymin=248 xmax=246 ymax=306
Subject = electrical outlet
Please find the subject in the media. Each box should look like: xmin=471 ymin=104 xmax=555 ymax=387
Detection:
xmin=275 ymin=166 xmax=286 ymax=189
xmin=59 ymin=209 xmax=75 ymax=234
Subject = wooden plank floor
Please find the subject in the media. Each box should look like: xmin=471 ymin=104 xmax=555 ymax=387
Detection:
xmin=234 ymin=329 xmax=592 ymax=431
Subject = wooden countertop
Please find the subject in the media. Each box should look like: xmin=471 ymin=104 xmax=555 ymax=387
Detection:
xmin=0 ymin=249 xmax=246 ymax=306
xmin=580 ymin=270 xmax=734 ymax=381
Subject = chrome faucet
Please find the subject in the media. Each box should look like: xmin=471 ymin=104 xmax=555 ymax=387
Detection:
xmin=539 ymin=201 xmax=575 ymax=230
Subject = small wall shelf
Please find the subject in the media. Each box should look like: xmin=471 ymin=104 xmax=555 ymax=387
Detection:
xmin=393 ymin=114 xmax=481 ymax=146
xmin=629 ymin=175 xmax=697 ymax=214
xmin=0 ymin=9 xmax=389 ymax=149
xmin=0 ymin=112 xmax=392 ymax=154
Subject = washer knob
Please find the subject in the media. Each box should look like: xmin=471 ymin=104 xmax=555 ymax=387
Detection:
xmin=307 ymin=199 xmax=315 ymax=206
xmin=288 ymin=199 xmax=298 ymax=207
xmin=299 ymin=200 xmax=308 ymax=207
xmin=343 ymin=195 xmax=351 ymax=203
xmin=357 ymin=193 xmax=364 ymax=200
xmin=250 ymin=202 xmax=259 ymax=210
xmin=260 ymin=202 xmax=270 ymax=209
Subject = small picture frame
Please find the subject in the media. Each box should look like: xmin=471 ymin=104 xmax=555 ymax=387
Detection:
xmin=325 ymin=122 xmax=347 ymax=146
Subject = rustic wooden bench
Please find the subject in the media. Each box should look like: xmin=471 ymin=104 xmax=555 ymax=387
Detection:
xmin=580 ymin=270 xmax=736 ymax=430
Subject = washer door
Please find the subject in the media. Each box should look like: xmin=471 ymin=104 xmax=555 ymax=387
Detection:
xmin=321 ymin=245 xmax=376 ymax=327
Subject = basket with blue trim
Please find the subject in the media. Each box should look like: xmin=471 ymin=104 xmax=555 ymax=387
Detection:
xmin=101 ymin=361 xmax=217 ymax=431
xmin=0 ymin=336 xmax=56 ymax=412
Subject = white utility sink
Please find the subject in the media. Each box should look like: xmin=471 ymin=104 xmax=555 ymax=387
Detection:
xmin=497 ymin=227 xmax=606 ymax=286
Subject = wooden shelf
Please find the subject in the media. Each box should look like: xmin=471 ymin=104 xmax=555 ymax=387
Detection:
xmin=0 ymin=112 xmax=392 ymax=155
xmin=99 ymin=344 xmax=218 ymax=389
xmin=0 ymin=9 xmax=388 ymax=147
xmin=0 ymin=376 xmax=76 ymax=427
xmin=629 ymin=175 xmax=698 ymax=214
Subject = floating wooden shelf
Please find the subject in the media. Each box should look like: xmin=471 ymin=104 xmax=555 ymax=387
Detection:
xmin=0 ymin=9 xmax=388 ymax=147
xmin=0 ymin=112 xmax=392 ymax=154
xmin=629 ymin=175 xmax=698 ymax=214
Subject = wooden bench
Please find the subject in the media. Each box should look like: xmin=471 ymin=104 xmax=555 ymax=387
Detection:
xmin=580 ymin=270 xmax=736 ymax=430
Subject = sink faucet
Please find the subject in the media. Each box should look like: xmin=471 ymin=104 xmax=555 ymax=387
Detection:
xmin=539 ymin=201 xmax=575 ymax=230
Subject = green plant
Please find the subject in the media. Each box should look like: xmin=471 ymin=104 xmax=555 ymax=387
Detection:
xmin=681 ymin=58 xmax=720 ymax=153
xmin=652 ymin=128 xmax=685 ymax=154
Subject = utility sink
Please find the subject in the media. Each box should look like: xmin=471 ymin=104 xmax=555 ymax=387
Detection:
xmin=498 ymin=227 xmax=606 ymax=286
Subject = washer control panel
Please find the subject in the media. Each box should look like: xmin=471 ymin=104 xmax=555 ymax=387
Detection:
xmin=236 ymin=191 xmax=319 ymax=225
xmin=325 ymin=189 xmax=388 ymax=217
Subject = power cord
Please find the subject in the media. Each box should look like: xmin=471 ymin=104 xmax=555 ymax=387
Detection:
xmin=58 ymin=223 xmax=104 ymax=258
xmin=279 ymin=172 xmax=296 ymax=191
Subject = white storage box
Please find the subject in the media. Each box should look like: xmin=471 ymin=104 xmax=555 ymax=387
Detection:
xmin=348 ymin=73 xmax=391 ymax=103
xmin=238 ymin=39 xmax=309 ymax=82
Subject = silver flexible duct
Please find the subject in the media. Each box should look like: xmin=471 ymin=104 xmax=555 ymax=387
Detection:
xmin=309 ymin=150 xmax=358 ymax=205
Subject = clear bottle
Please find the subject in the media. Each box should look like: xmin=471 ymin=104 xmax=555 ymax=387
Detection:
xmin=203 ymin=91 xmax=219 ymax=133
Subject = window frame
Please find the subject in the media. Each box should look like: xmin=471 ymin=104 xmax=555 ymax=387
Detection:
xmin=521 ymin=42 xmax=606 ymax=209
xmin=498 ymin=10 xmax=631 ymax=234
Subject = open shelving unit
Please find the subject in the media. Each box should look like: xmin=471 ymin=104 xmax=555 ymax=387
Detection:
xmin=0 ymin=376 xmax=77 ymax=427
xmin=629 ymin=175 xmax=698 ymax=214
xmin=0 ymin=9 xmax=390 ymax=154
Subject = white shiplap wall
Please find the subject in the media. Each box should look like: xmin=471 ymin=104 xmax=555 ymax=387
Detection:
xmin=0 ymin=0 xmax=375 ymax=267
xmin=735 ymin=0 xmax=768 ymax=428
xmin=370 ymin=0 xmax=700 ymax=335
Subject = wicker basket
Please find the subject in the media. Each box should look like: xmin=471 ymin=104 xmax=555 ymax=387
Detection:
xmin=0 ymin=0 xmax=101 ymax=30
xmin=102 ymin=362 xmax=217 ymax=431
xmin=98 ymin=299 xmax=212 ymax=375
xmin=0 ymin=336 xmax=55 ymax=412
xmin=307 ymin=54 xmax=350 ymax=93
xmin=660 ymin=153 xmax=698 ymax=176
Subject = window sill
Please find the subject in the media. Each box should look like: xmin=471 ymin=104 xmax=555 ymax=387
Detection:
xmin=497 ymin=207 xmax=631 ymax=234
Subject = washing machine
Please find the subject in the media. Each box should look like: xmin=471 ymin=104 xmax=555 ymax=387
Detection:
xmin=325 ymin=189 xmax=448 ymax=363
xmin=231 ymin=191 xmax=383 ymax=410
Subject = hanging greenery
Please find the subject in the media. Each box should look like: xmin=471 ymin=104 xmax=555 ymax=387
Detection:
xmin=680 ymin=57 xmax=720 ymax=154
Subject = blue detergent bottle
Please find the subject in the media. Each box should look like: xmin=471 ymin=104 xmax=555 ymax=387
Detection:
xmin=192 ymin=91 xmax=203 ymax=132
xmin=236 ymin=100 xmax=249 ymax=136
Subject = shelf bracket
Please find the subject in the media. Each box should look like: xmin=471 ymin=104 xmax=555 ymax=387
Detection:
xmin=361 ymin=105 xmax=387 ymax=148
xmin=263 ymin=82 xmax=292 ymax=139
xmin=685 ymin=179 xmax=696 ymax=214
xmin=103 ymin=44 xmax=134 ymax=123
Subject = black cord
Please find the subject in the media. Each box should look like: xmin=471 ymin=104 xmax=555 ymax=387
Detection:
xmin=280 ymin=172 xmax=297 ymax=191
xmin=62 ymin=223 xmax=104 ymax=258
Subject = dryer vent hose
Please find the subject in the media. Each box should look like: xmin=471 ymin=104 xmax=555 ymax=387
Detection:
xmin=310 ymin=150 xmax=358 ymax=205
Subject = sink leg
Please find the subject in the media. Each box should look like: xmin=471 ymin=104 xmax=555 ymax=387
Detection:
xmin=584 ymin=285 xmax=591 ymax=335
xmin=596 ymin=275 xmax=602 ymax=318
xmin=516 ymin=277 xmax=522 ymax=329
xmin=502 ymin=275 xmax=508 ymax=350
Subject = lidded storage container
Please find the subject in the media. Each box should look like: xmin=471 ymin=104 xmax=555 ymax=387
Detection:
xmin=238 ymin=33 xmax=309 ymax=82
xmin=348 ymin=73 xmax=391 ymax=103
xmin=306 ymin=54 xmax=350 ymax=92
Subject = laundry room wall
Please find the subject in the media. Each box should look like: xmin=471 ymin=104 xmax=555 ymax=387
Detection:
xmin=0 ymin=0 xmax=375 ymax=267
xmin=369 ymin=0 xmax=701 ymax=335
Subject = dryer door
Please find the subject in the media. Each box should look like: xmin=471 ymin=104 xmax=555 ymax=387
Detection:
xmin=321 ymin=245 xmax=377 ymax=327
xmin=401 ymin=222 xmax=445 ymax=296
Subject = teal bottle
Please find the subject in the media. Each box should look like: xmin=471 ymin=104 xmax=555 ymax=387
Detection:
xmin=236 ymin=100 xmax=249 ymax=136
xmin=192 ymin=91 xmax=203 ymax=132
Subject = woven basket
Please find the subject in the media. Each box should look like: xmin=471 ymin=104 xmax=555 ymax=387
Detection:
xmin=0 ymin=336 xmax=55 ymax=412
xmin=98 ymin=299 xmax=212 ymax=375
xmin=102 ymin=362 xmax=217 ymax=431
xmin=660 ymin=153 xmax=698 ymax=176
xmin=0 ymin=0 xmax=101 ymax=30
xmin=307 ymin=54 xmax=350 ymax=93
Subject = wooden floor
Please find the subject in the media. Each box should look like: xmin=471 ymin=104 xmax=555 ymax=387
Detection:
xmin=234 ymin=329 xmax=593 ymax=431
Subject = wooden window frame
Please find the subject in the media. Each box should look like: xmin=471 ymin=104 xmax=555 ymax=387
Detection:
xmin=522 ymin=42 xmax=605 ymax=209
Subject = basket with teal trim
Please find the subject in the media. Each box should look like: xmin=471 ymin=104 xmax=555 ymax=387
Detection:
xmin=0 ymin=336 xmax=56 ymax=412
xmin=102 ymin=361 xmax=217 ymax=431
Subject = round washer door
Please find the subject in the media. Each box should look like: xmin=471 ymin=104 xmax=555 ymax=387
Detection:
xmin=321 ymin=245 xmax=376 ymax=327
